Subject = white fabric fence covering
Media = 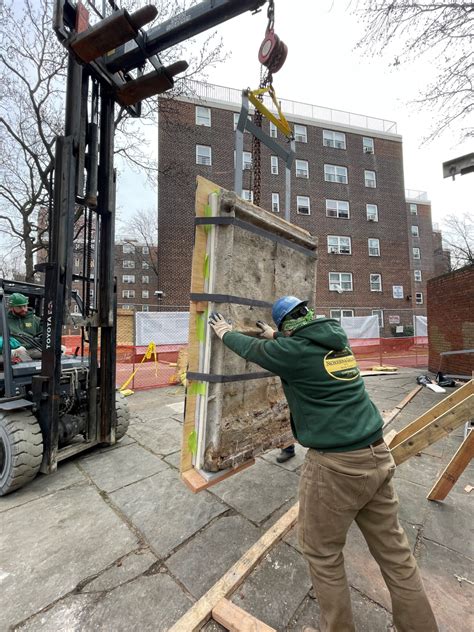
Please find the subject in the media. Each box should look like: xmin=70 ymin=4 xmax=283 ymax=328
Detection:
xmin=135 ymin=311 xmax=190 ymax=346
xmin=341 ymin=315 xmax=379 ymax=340
xmin=414 ymin=315 xmax=428 ymax=337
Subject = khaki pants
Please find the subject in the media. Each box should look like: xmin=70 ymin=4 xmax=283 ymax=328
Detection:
xmin=298 ymin=443 xmax=438 ymax=632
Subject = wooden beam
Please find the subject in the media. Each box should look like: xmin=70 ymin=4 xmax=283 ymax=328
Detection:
xmin=427 ymin=431 xmax=474 ymax=501
xmin=168 ymin=502 xmax=299 ymax=632
xmin=390 ymin=395 xmax=473 ymax=465
xmin=182 ymin=459 xmax=255 ymax=493
xmin=383 ymin=429 xmax=398 ymax=448
xmin=389 ymin=380 xmax=473 ymax=449
xmin=212 ymin=599 xmax=277 ymax=631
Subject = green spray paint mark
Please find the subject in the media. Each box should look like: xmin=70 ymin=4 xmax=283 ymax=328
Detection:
xmin=203 ymin=204 xmax=212 ymax=234
xmin=203 ymin=253 xmax=210 ymax=280
xmin=188 ymin=430 xmax=198 ymax=455
xmin=189 ymin=382 xmax=206 ymax=396
xmin=196 ymin=312 xmax=208 ymax=342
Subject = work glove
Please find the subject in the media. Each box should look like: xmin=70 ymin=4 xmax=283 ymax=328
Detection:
xmin=256 ymin=320 xmax=275 ymax=340
xmin=208 ymin=312 xmax=232 ymax=339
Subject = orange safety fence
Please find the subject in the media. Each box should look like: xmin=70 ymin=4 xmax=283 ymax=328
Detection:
xmin=351 ymin=337 xmax=428 ymax=369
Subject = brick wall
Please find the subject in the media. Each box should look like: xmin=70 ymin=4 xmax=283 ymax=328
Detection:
xmin=427 ymin=265 xmax=474 ymax=376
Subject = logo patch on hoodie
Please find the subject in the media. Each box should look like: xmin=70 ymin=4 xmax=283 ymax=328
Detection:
xmin=323 ymin=347 xmax=359 ymax=381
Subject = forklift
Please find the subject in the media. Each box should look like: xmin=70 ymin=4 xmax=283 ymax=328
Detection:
xmin=0 ymin=0 xmax=285 ymax=495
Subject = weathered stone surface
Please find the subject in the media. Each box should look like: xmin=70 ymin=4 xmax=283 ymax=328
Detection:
xmin=0 ymin=485 xmax=137 ymax=627
xmin=78 ymin=443 xmax=168 ymax=493
xmin=99 ymin=434 xmax=136 ymax=451
xmin=163 ymin=450 xmax=181 ymax=469
xmin=393 ymin=478 xmax=431 ymax=525
xmin=81 ymin=549 xmax=158 ymax=593
xmin=0 ymin=462 xmax=85 ymax=513
xmin=16 ymin=594 xmax=101 ymax=631
xmin=423 ymin=494 xmax=473 ymax=555
xmin=230 ymin=541 xmax=311 ymax=630
xmin=394 ymin=452 xmax=442 ymax=489
xmin=261 ymin=443 xmax=307 ymax=472
xmin=110 ymin=469 xmax=227 ymax=557
xmin=166 ymin=514 xmax=261 ymax=598
xmin=126 ymin=417 xmax=182 ymax=456
xmin=210 ymin=458 xmax=299 ymax=524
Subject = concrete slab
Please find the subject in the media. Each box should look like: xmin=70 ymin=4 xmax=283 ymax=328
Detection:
xmin=423 ymin=495 xmax=473 ymax=556
xmin=394 ymin=453 xmax=442 ymax=489
xmin=0 ymin=462 xmax=85 ymax=514
xmin=78 ymin=443 xmax=168 ymax=493
xmin=417 ymin=538 xmax=473 ymax=632
xmin=99 ymin=434 xmax=136 ymax=452
xmin=260 ymin=444 xmax=307 ymax=472
xmin=166 ymin=514 xmax=261 ymax=598
xmin=231 ymin=541 xmax=311 ymax=630
xmin=163 ymin=450 xmax=181 ymax=470
xmin=127 ymin=417 xmax=182 ymax=456
xmin=393 ymin=478 xmax=430 ymax=525
xmin=81 ymin=549 xmax=158 ymax=593
xmin=110 ymin=469 xmax=227 ymax=557
xmin=209 ymin=458 xmax=299 ymax=524
xmin=0 ymin=485 xmax=138 ymax=627
xmin=16 ymin=593 xmax=102 ymax=631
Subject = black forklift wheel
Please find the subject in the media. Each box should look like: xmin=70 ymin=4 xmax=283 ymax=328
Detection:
xmin=115 ymin=391 xmax=130 ymax=441
xmin=0 ymin=410 xmax=43 ymax=496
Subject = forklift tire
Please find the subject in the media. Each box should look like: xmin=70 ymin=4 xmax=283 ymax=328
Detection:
xmin=115 ymin=392 xmax=130 ymax=441
xmin=0 ymin=410 xmax=43 ymax=496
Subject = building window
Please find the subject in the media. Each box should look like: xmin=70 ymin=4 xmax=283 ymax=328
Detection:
xmin=294 ymin=124 xmax=307 ymax=143
xmin=142 ymin=246 xmax=149 ymax=254
xmin=413 ymin=247 xmax=421 ymax=259
xmin=269 ymin=121 xmax=277 ymax=138
xmin=411 ymin=225 xmax=419 ymax=237
xmin=122 ymin=244 xmax=135 ymax=254
xmin=242 ymin=189 xmax=254 ymax=202
xmin=323 ymin=130 xmax=346 ymax=149
xmin=296 ymin=196 xmax=310 ymax=215
xmin=324 ymin=164 xmax=348 ymax=184
xmin=414 ymin=270 xmax=422 ymax=282
xmin=142 ymin=261 xmax=149 ymax=269
xmin=121 ymin=304 xmax=134 ymax=310
xmin=330 ymin=309 xmax=354 ymax=321
xmin=329 ymin=272 xmax=353 ymax=292
xmin=368 ymin=238 xmax=380 ymax=256
xmin=142 ymin=290 xmax=149 ymax=299
xmin=272 ymin=193 xmax=280 ymax=213
xmin=366 ymin=204 xmax=378 ymax=222
xmin=370 ymin=274 xmax=382 ymax=292
xmin=415 ymin=292 xmax=424 ymax=304
xmin=363 ymin=137 xmax=374 ymax=154
xmin=364 ymin=170 xmax=377 ymax=188
xmin=326 ymin=199 xmax=349 ymax=219
xmin=328 ymin=235 xmax=351 ymax=255
xmin=271 ymin=155 xmax=279 ymax=175
xmin=410 ymin=203 xmax=418 ymax=215
xmin=142 ymin=305 xmax=150 ymax=312
xmin=122 ymin=274 xmax=135 ymax=284
xmin=195 ymin=105 xmax=211 ymax=126
xmin=196 ymin=144 xmax=212 ymax=165
xmin=372 ymin=309 xmax=384 ymax=327
xmin=243 ymin=151 xmax=252 ymax=170
xmin=295 ymin=159 xmax=309 ymax=178
xmin=122 ymin=289 xmax=135 ymax=298
xmin=142 ymin=275 xmax=149 ymax=284
xmin=123 ymin=260 xmax=135 ymax=268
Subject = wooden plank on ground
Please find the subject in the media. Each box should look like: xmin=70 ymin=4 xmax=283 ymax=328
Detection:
xmin=212 ymin=599 xmax=277 ymax=631
xmin=427 ymin=431 xmax=474 ymax=501
xmin=182 ymin=459 xmax=255 ymax=493
xmin=389 ymin=380 xmax=473 ymax=449
xmin=168 ymin=502 xmax=299 ymax=632
xmin=390 ymin=395 xmax=473 ymax=465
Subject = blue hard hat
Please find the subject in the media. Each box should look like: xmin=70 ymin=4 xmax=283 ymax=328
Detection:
xmin=272 ymin=296 xmax=308 ymax=329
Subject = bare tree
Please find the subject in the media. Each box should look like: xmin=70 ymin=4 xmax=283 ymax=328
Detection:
xmin=441 ymin=212 xmax=474 ymax=269
xmin=0 ymin=0 xmax=226 ymax=282
xmin=120 ymin=208 xmax=159 ymax=279
xmin=355 ymin=1 xmax=474 ymax=141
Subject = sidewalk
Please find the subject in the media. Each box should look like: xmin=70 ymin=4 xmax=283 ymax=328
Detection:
xmin=0 ymin=368 xmax=472 ymax=631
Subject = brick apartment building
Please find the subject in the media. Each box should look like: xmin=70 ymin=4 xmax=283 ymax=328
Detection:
xmin=156 ymin=82 xmax=450 ymax=336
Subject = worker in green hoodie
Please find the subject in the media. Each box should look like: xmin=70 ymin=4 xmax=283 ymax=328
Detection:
xmin=209 ymin=297 xmax=437 ymax=632
xmin=7 ymin=293 xmax=42 ymax=359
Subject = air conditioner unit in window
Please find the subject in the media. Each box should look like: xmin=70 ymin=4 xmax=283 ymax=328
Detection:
xmin=368 ymin=217 xmax=375 ymax=222
xmin=364 ymin=147 xmax=374 ymax=154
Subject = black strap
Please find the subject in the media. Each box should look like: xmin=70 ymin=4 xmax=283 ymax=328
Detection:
xmin=187 ymin=370 xmax=275 ymax=383
xmin=195 ymin=216 xmax=317 ymax=258
xmin=190 ymin=293 xmax=272 ymax=308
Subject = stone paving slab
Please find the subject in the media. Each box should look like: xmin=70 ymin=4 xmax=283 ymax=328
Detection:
xmin=81 ymin=549 xmax=158 ymax=593
xmin=423 ymin=493 xmax=473 ymax=556
xmin=166 ymin=514 xmax=261 ymax=598
xmin=79 ymin=443 xmax=168 ymax=493
xmin=163 ymin=450 xmax=181 ymax=470
xmin=16 ymin=594 xmax=102 ymax=632
xmin=127 ymin=416 xmax=182 ymax=456
xmin=260 ymin=443 xmax=307 ymax=471
xmin=231 ymin=541 xmax=311 ymax=630
xmin=394 ymin=452 xmax=443 ymax=489
xmin=209 ymin=458 xmax=299 ymax=524
xmin=393 ymin=478 xmax=431 ymax=525
xmin=0 ymin=462 xmax=85 ymax=514
xmin=110 ymin=469 xmax=227 ymax=558
xmin=1 ymin=485 xmax=138 ymax=627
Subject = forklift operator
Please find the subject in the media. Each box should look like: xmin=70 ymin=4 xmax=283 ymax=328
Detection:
xmin=7 ymin=293 xmax=42 ymax=358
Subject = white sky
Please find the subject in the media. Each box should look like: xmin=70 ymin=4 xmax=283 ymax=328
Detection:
xmin=116 ymin=0 xmax=473 ymax=227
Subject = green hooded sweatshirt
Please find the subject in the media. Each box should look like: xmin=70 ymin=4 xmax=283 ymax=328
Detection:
xmin=222 ymin=318 xmax=383 ymax=452
xmin=7 ymin=309 xmax=42 ymax=347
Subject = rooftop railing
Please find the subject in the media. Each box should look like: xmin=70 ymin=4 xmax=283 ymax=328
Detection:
xmin=185 ymin=80 xmax=398 ymax=135
xmin=405 ymin=189 xmax=429 ymax=202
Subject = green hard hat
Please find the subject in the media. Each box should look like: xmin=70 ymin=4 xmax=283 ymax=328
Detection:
xmin=9 ymin=293 xmax=29 ymax=307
